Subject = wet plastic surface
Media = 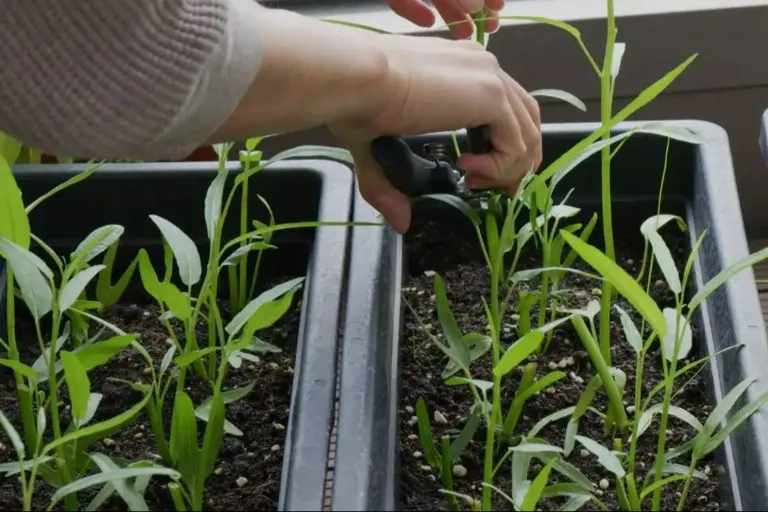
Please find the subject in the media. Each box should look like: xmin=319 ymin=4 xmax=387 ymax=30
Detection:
xmin=0 ymin=159 xmax=354 ymax=512
xmin=334 ymin=121 xmax=768 ymax=510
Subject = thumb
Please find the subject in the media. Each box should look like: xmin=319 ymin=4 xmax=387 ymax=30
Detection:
xmin=350 ymin=145 xmax=412 ymax=234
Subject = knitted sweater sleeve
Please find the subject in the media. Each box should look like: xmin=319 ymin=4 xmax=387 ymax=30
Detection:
xmin=0 ymin=0 xmax=263 ymax=161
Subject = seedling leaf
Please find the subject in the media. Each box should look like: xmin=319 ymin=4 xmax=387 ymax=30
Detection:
xmin=148 ymin=215 xmax=201 ymax=286
xmin=661 ymin=308 xmax=692 ymax=362
xmin=60 ymin=265 xmax=106 ymax=312
xmin=432 ymin=274 xmax=471 ymax=371
xmin=615 ymin=305 xmax=643 ymax=354
xmin=575 ymin=435 xmax=625 ymax=477
xmin=689 ymin=246 xmax=768 ymax=312
xmin=495 ymin=331 xmax=545 ymax=377
xmin=61 ymin=350 xmax=91 ymax=423
xmin=530 ymin=89 xmax=586 ymax=111
xmin=640 ymin=214 xmax=684 ymax=294
xmin=0 ymin=236 xmax=52 ymax=319
xmin=0 ymin=154 xmax=30 ymax=250
xmin=561 ymin=231 xmax=666 ymax=337
xmin=204 ymin=171 xmax=228 ymax=240
xmin=521 ymin=458 xmax=556 ymax=511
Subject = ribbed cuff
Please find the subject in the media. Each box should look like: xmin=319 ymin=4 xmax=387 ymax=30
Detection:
xmin=145 ymin=0 xmax=264 ymax=160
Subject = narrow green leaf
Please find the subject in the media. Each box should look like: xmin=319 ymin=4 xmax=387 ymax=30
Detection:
xmin=0 ymin=154 xmax=30 ymax=250
xmin=195 ymin=382 xmax=255 ymax=435
xmin=640 ymin=215 xmax=685 ymax=294
xmin=494 ymin=331 xmax=545 ymax=377
xmin=661 ymin=308 xmax=692 ymax=362
xmin=528 ymin=407 xmax=575 ymax=439
xmin=421 ymin=194 xmax=481 ymax=226
xmin=575 ymin=436 xmax=625 ymax=477
xmin=204 ymin=171 xmax=228 ymax=240
xmin=170 ymin=391 xmax=199 ymax=485
xmin=51 ymin=467 xmax=180 ymax=506
xmin=148 ymin=215 xmax=201 ymax=286
xmin=89 ymin=453 xmax=150 ymax=511
xmin=175 ymin=347 xmax=218 ymax=368
xmin=75 ymin=335 xmax=138 ymax=371
xmin=263 ymin=145 xmax=354 ymax=167
xmin=509 ymin=443 xmax=564 ymax=454
xmin=636 ymin=403 xmax=703 ymax=439
xmin=700 ymin=391 xmax=768 ymax=457
xmin=540 ymin=55 xmax=699 ymax=183
xmin=61 ymin=350 xmax=91 ymax=423
xmin=521 ymin=458 xmax=556 ymax=511
xmin=73 ymin=225 xmax=125 ymax=265
xmin=199 ymin=391 xmax=225 ymax=480
xmin=639 ymin=474 xmax=688 ymax=500
xmin=0 ymin=133 xmax=23 ymax=167
xmin=26 ymin=164 xmax=100 ymax=214
xmin=0 ymin=409 xmax=24 ymax=458
xmin=138 ymin=250 xmax=191 ymax=320
xmin=0 ymin=236 xmax=52 ymax=319
xmin=442 ymin=332 xmax=491 ymax=379
xmin=615 ymin=305 xmax=643 ymax=354
xmin=44 ymin=392 xmax=151 ymax=455
xmin=561 ymin=231 xmax=666 ymax=337
xmin=226 ymin=277 xmax=304 ymax=336
xmin=431 ymin=274 xmax=471 ymax=371
xmin=0 ymin=358 xmax=38 ymax=385
xmin=693 ymin=378 xmax=756 ymax=456
xmin=689 ymin=246 xmax=768 ymax=312
xmin=451 ymin=405 xmax=482 ymax=462
xmin=221 ymin=242 xmax=275 ymax=267
xmin=611 ymin=42 xmax=627 ymax=78
xmin=415 ymin=397 xmax=441 ymax=468
xmin=60 ymin=265 xmax=106 ymax=312
xmin=530 ymin=89 xmax=586 ymax=111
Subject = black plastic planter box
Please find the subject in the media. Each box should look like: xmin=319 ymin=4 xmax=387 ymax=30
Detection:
xmin=333 ymin=121 xmax=768 ymax=511
xmin=0 ymin=159 xmax=354 ymax=511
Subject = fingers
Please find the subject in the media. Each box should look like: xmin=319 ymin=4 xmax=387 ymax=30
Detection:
xmin=458 ymin=71 xmax=540 ymax=192
xmin=484 ymin=9 xmax=500 ymax=34
xmin=386 ymin=0 xmax=436 ymax=27
xmin=434 ymin=1 xmax=474 ymax=39
xmin=350 ymin=145 xmax=412 ymax=234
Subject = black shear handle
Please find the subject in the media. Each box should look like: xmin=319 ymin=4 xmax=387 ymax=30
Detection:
xmin=370 ymin=126 xmax=491 ymax=198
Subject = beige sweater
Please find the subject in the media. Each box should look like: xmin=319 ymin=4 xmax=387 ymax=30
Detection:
xmin=0 ymin=0 xmax=263 ymax=161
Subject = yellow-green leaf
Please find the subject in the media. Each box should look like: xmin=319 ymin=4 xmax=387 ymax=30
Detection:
xmin=561 ymin=231 xmax=666 ymax=337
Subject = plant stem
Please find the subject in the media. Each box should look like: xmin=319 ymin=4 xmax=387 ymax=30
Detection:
xmin=6 ymin=271 xmax=37 ymax=451
xmin=572 ymin=316 xmax=628 ymax=430
xmin=652 ymin=308 xmax=683 ymax=509
xmin=238 ymin=175 xmax=249 ymax=310
xmin=598 ymin=0 xmax=617 ymax=364
xmin=627 ymin=349 xmax=645 ymax=469
xmin=676 ymin=458 xmax=697 ymax=511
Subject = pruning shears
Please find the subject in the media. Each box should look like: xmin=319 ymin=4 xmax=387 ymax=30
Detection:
xmin=370 ymin=125 xmax=493 ymax=199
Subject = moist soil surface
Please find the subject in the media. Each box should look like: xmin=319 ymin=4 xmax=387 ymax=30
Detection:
xmin=397 ymin=216 xmax=725 ymax=511
xmin=0 ymin=281 xmax=301 ymax=511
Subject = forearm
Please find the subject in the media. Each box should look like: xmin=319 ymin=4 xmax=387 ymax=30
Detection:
xmin=209 ymin=8 xmax=389 ymax=144
xmin=0 ymin=0 xmax=260 ymax=161
xmin=0 ymin=0 xmax=389 ymax=162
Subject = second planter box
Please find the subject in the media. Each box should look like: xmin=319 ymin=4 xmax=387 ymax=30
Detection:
xmin=333 ymin=122 xmax=768 ymax=511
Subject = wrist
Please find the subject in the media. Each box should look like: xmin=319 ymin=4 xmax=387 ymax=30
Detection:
xmin=212 ymin=5 xmax=390 ymax=141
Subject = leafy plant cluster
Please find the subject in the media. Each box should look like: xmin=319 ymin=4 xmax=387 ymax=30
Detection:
xmin=402 ymin=4 xmax=768 ymax=512
xmin=0 ymin=138 xmax=358 ymax=510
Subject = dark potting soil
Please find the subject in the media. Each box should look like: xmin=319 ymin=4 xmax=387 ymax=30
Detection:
xmin=397 ymin=216 xmax=725 ymax=511
xmin=0 ymin=282 xmax=301 ymax=511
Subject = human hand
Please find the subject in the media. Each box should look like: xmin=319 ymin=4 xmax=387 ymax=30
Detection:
xmin=386 ymin=0 xmax=504 ymax=39
xmin=329 ymin=34 xmax=541 ymax=234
